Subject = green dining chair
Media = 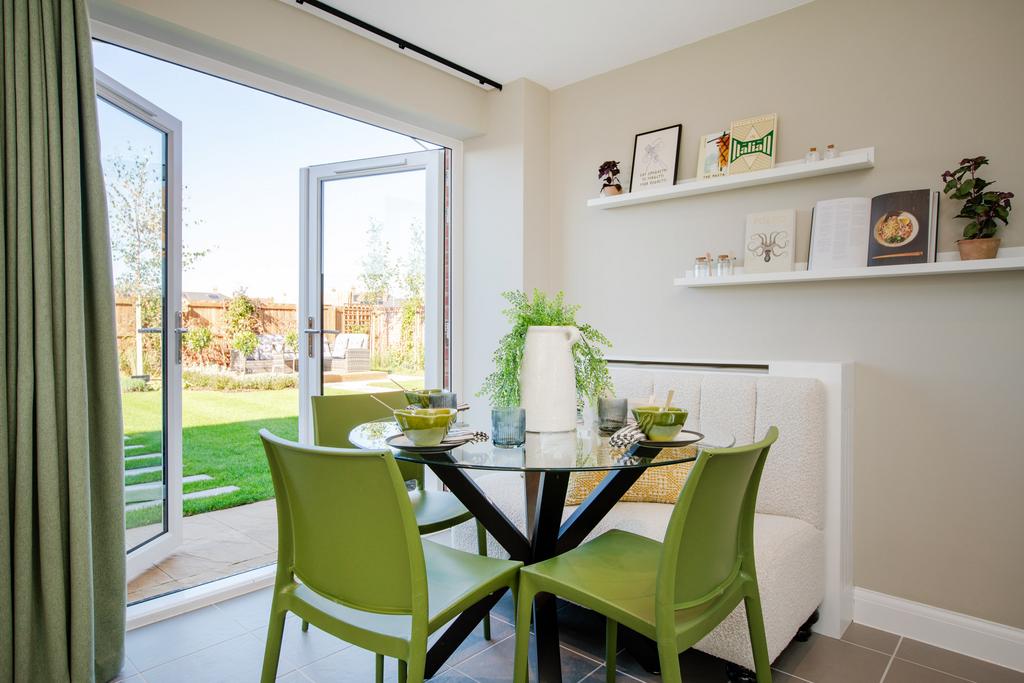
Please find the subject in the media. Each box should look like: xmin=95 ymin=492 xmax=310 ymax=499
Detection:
xmin=513 ymin=427 xmax=779 ymax=683
xmin=309 ymin=392 xmax=493 ymax=638
xmin=258 ymin=430 xmax=522 ymax=683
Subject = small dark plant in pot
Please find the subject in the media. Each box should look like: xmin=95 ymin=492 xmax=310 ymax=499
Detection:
xmin=941 ymin=156 xmax=1014 ymax=260
xmin=598 ymin=160 xmax=623 ymax=196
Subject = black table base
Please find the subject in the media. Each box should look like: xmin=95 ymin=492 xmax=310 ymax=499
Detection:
xmin=424 ymin=444 xmax=663 ymax=682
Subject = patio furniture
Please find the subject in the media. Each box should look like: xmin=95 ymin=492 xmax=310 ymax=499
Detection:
xmin=232 ymin=333 xmax=297 ymax=374
xmin=512 ymin=428 xmax=779 ymax=683
xmin=325 ymin=332 xmax=370 ymax=373
xmin=257 ymin=430 xmax=522 ymax=683
xmin=451 ymin=368 xmax=828 ymax=677
xmin=309 ymin=392 xmax=494 ymax=639
xmin=349 ymin=420 xmax=724 ymax=681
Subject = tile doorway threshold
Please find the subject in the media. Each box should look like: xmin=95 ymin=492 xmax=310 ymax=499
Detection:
xmin=126 ymin=564 xmax=276 ymax=631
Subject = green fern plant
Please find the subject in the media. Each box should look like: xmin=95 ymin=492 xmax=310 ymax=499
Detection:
xmin=478 ymin=290 xmax=613 ymax=409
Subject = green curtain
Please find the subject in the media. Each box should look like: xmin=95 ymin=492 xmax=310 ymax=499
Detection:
xmin=1 ymin=0 xmax=126 ymax=681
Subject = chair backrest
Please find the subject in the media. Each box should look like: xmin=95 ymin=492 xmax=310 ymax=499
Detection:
xmin=656 ymin=426 xmax=778 ymax=612
xmin=311 ymin=391 xmax=423 ymax=487
xmin=259 ymin=429 xmax=427 ymax=615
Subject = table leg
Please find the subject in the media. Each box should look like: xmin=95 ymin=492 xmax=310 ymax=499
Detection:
xmin=531 ymin=471 xmax=570 ymax=682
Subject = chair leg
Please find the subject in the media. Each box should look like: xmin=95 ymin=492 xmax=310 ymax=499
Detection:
xmin=656 ymin=637 xmax=683 ymax=683
xmin=407 ymin=643 xmax=427 ymax=683
xmin=744 ymin=589 xmax=773 ymax=683
xmin=513 ymin=578 xmax=536 ymax=683
xmin=300 ymin=619 xmax=309 ymax=632
xmin=605 ymin=618 xmax=618 ymax=683
xmin=476 ymin=521 xmax=492 ymax=640
xmin=259 ymin=600 xmax=287 ymax=683
xmin=375 ymin=654 xmax=384 ymax=683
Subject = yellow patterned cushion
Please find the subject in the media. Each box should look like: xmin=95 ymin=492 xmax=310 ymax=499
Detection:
xmin=565 ymin=445 xmax=697 ymax=505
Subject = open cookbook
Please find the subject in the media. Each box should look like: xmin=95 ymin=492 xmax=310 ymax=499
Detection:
xmin=809 ymin=190 xmax=938 ymax=269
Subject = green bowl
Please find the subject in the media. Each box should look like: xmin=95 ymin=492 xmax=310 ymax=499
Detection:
xmin=394 ymin=408 xmax=456 ymax=446
xmin=404 ymin=389 xmax=444 ymax=408
xmin=631 ymin=406 xmax=688 ymax=442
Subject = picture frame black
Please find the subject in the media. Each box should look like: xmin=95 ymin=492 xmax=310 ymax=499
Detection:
xmin=629 ymin=124 xmax=682 ymax=193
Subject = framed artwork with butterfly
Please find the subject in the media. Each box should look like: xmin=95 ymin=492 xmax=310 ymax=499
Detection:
xmin=629 ymin=124 xmax=681 ymax=192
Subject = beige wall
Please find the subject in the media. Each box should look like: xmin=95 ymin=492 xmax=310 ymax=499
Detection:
xmin=547 ymin=0 xmax=1024 ymax=628
xmin=90 ymin=0 xmax=488 ymax=138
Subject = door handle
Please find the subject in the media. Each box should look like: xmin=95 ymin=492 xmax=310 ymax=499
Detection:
xmin=304 ymin=316 xmax=340 ymax=357
xmin=137 ymin=327 xmax=162 ymax=334
xmin=173 ymin=312 xmax=188 ymax=364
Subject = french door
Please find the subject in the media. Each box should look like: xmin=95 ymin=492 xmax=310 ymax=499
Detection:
xmin=298 ymin=151 xmax=446 ymax=441
xmin=95 ymin=70 xmax=185 ymax=579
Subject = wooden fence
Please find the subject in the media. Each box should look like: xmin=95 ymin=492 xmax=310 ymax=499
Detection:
xmin=115 ymin=298 xmax=421 ymax=371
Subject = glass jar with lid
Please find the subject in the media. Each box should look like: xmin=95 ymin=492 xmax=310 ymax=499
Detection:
xmin=693 ymin=256 xmax=711 ymax=279
xmin=715 ymin=254 xmax=735 ymax=277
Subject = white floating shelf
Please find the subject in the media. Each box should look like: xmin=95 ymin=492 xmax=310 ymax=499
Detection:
xmin=588 ymin=147 xmax=875 ymax=209
xmin=674 ymin=251 xmax=1024 ymax=287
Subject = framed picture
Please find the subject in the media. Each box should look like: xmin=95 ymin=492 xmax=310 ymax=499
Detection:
xmin=744 ymin=209 xmax=796 ymax=273
xmin=629 ymin=124 xmax=681 ymax=192
xmin=696 ymin=130 xmax=730 ymax=179
xmin=728 ymin=113 xmax=777 ymax=174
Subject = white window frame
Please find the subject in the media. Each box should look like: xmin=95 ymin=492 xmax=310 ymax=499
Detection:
xmin=95 ymin=69 xmax=185 ymax=580
xmin=298 ymin=151 xmax=445 ymax=442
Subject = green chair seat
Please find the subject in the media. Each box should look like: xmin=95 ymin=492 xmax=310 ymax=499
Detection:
xmin=408 ymin=489 xmax=474 ymax=535
xmin=285 ymin=539 xmax=520 ymax=641
xmin=520 ymin=529 xmax=738 ymax=646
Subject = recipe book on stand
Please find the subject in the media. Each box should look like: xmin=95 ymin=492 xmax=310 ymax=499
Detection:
xmin=809 ymin=190 xmax=938 ymax=269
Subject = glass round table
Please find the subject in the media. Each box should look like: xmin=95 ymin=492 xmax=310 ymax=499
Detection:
xmin=350 ymin=419 xmax=734 ymax=681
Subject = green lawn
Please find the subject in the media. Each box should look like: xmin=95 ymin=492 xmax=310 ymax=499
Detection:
xmin=123 ymin=389 xmax=300 ymax=525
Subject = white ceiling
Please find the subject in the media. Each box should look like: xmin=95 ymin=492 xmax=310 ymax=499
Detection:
xmin=312 ymin=0 xmax=812 ymax=90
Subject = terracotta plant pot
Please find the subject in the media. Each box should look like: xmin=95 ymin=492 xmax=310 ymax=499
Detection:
xmin=957 ymin=237 xmax=1001 ymax=260
xmin=601 ymin=185 xmax=623 ymax=197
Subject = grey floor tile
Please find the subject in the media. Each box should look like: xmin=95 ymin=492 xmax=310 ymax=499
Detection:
xmin=555 ymin=602 xmax=610 ymax=660
xmin=252 ymin=619 xmax=351 ymax=669
xmin=430 ymin=613 xmax=515 ymax=669
xmin=841 ymin=623 xmax=901 ymax=655
xmin=300 ymin=646 xmax=400 ymax=682
xmin=214 ymin=586 xmax=275 ymax=631
xmin=109 ymin=657 xmax=138 ymax=682
xmin=773 ymin=632 xmax=890 ymax=683
xmin=275 ymin=672 xmax=311 ymax=683
xmin=126 ymin=604 xmax=247 ymax=671
xmin=491 ymin=591 xmax=517 ymax=625
xmin=885 ymin=658 xmax=967 ymax=683
xmin=614 ymin=647 xmax=730 ymax=683
xmin=142 ymin=632 xmax=296 ymax=683
xmin=454 ymin=634 xmax=602 ymax=683
xmin=896 ymin=638 xmax=1024 ymax=683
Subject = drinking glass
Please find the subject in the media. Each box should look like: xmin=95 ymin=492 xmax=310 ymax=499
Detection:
xmin=491 ymin=407 xmax=526 ymax=448
xmin=597 ymin=397 xmax=628 ymax=435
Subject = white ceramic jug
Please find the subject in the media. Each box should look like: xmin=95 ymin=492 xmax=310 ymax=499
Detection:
xmin=519 ymin=325 xmax=581 ymax=432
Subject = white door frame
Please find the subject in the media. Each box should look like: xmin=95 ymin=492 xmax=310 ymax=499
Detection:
xmin=298 ymin=150 xmax=445 ymax=442
xmin=96 ymin=69 xmax=185 ymax=580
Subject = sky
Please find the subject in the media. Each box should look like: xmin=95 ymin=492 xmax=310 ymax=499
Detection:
xmin=93 ymin=40 xmax=436 ymax=303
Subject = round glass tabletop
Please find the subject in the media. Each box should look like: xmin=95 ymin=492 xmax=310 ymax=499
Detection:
xmin=349 ymin=419 xmax=736 ymax=473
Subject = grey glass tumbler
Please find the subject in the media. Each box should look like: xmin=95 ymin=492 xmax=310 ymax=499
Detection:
xmin=491 ymin=407 xmax=526 ymax=448
xmin=597 ymin=397 xmax=628 ymax=434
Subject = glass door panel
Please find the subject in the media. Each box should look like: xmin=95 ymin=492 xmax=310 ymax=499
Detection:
xmin=298 ymin=151 xmax=444 ymax=441
xmin=95 ymin=70 xmax=184 ymax=578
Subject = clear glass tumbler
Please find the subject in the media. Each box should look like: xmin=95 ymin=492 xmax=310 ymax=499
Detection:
xmin=597 ymin=397 xmax=629 ymax=435
xmin=491 ymin=407 xmax=526 ymax=448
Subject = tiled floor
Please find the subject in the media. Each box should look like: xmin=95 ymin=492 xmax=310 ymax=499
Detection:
xmin=118 ymin=587 xmax=1024 ymax=682
xmin=127 ymin=500 xmax=278 ymax=603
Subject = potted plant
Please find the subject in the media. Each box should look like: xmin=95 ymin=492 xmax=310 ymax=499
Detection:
xmin=598 ymin=160 xmax=623 ymax=197
xmin=941 ymin=156 xmax=1014 ymax=260
xmin=479 ymin=290 xmax=613 ymax=431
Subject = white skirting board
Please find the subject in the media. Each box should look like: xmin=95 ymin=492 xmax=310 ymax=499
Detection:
xmin=853 ymin=587 xmax=1024 ymax=673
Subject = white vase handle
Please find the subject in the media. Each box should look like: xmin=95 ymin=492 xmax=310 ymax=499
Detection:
xmin=565 ymin=326 xmax=581 ymax=345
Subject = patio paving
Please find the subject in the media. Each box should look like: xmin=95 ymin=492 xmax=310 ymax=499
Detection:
xmin=128 ymin=499 xmax=278 ymax=603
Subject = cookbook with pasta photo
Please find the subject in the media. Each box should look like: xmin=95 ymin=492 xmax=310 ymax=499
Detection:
xmin=866 ymin=190 xmax=938 ymax=266
xmin=809 ymin=189 xmax=938 ymax=270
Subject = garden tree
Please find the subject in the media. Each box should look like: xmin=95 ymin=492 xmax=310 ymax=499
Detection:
xmin=358 ymin=218 xmax=396 ymax=306
xmin=398 ymin=220 xmax=426 ymax=372
xmin=105 ymin=144 xmax=206 ymax=375
xmin=225 ymin=290 xmax=261 ymax=366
